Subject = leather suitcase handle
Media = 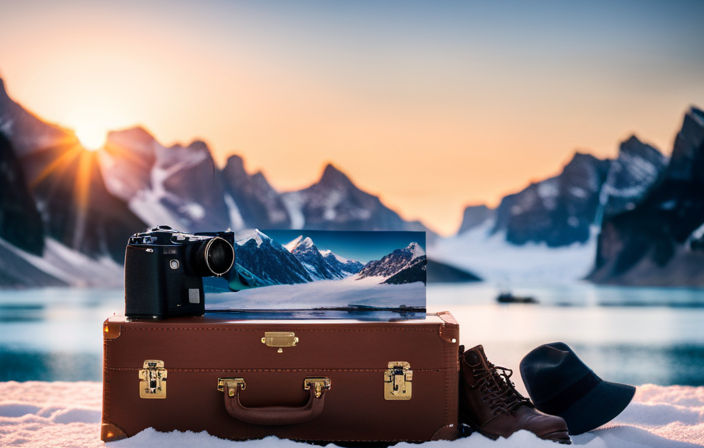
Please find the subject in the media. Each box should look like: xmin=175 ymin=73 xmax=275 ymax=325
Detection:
xmin=222 ymin=378 xmax=329 ymax=426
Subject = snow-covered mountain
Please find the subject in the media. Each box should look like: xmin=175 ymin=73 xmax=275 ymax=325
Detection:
xmin=285 ymin=235 xmax=364 ymax=280
xmin=282 ymin=164 xmax=434 ymax=238
xmin=437 ymin=107 xmax=702 ymax=287
xmin=357 ymin=242 xmax=426 ymax=284
xmin=457 ymin=140 xmax=668 ymax=245
xmin=440 ymin=135 xmax=673 ymax=285
xmin=234 ymin=229 xmax=313 ymax=286
xmin=492 ymin=153 xmax=610 ymax=247
xmin=99 ymin=126 xmax=157 ymax=201
xmin=99 ymin=130 xmax=435 ymax=239
xmin=101 ymin=132 xmax=434 ymax=237
xmin=598 ymin=135 xmax=668 ymax=219
xmin=589 ymin=106 xmax=704 ymax=286
xmin=101 ymin=128 xmax=233 ymax=232
xmin=221 ymin=155 xmax=291 ymax=230
xmin=101 ymin=127 xmax=289 ymax=233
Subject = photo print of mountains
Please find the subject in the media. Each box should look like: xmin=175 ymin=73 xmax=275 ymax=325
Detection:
xmin=204 ymin=229 xmax=426 ymax=316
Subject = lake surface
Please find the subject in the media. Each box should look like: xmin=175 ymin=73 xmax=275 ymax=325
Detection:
xmin=428 ymin=283 xmax=704 ymax=390
xmin=1 ymin=283 xmax=704 ymax=389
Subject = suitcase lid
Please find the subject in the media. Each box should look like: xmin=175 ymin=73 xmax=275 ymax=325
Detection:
xmin=104 ymin=312 xmax=459 ymax=371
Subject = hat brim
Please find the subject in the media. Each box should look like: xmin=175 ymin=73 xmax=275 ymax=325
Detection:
xmin=558 ymin=380 xmax=636 ymax=435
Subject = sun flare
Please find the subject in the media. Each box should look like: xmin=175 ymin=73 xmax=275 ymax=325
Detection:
xmin=75 ymin=128 xmax=107 ymax=151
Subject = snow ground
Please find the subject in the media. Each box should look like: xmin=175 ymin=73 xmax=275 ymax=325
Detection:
xmin=207 ymin=276 xmax=425 ymax=310
xmin=0 ymin=382 xmax=701 ymax=447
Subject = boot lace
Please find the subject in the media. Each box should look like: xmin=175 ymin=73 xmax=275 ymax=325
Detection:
xmin=471 ymin=361 xmax=532 ymax=416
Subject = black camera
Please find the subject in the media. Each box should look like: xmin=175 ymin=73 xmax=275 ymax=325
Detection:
xmin=124 ymin=225 xmax=235 ymax=319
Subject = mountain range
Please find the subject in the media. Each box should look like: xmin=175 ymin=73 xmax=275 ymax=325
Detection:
xmin=451 ymin=107 xmax=704 ymax=286
xmin=0 ymin=77 xmax=439 ymax=287
xmin=1 ymin=76 xmax=703 ymax=286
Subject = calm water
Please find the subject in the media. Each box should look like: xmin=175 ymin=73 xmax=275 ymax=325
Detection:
xmin=1 ymin=284 xmax=704 ymax=388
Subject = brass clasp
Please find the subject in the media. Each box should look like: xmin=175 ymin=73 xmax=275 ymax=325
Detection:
xmin=217 ymin=377 xmax=246 ymax=397
xmin=384 ymin=361 xmax=412 ymax=400
xmin=303 ymin=377 xmax=331 ymax=398
xmin=139 ymin=360 xmax=167 ymax=399
xmin=261 ymin=331 xmax=299 ymax=353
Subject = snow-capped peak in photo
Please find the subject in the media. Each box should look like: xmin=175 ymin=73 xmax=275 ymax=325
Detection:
xmin=235 ymin=229 xmax=270 ymax=247
xmin=283 ymin=235 xmax=304 ymax=252
xmin=318 ymin=249 xmax=347 ymax=263
xmin=408 ymin=242 xmax=425 ymax=261
xmin=284 ymin=235 xmax=315 ymax=252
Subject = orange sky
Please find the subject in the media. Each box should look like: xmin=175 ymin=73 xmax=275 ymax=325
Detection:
xmin=1 ymin=1 xmax=703 ymax=235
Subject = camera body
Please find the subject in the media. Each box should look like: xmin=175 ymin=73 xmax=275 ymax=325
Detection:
xmin=124 ymin=225 xmax=235 ymax=319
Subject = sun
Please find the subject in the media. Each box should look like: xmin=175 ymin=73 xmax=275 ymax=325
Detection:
xmin=75 ymin=128 xmax=107 ymax=151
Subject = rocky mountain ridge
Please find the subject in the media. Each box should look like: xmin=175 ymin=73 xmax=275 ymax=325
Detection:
xmin=357 ymin=242 xmax=426 ymax=284
xmin=587 ymin=107 xmax=704 ymax=286
xmin=458 ymin=136 xmax=670 ymax=248
xmin=1 ymin=76 xmax=702 ymax=286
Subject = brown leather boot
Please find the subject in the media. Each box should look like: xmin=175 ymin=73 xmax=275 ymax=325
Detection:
xmin=460 ymin=345 xmax=571 ymax=444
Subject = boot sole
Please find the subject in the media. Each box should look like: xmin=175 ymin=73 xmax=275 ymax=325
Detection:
xmin=461 ymin=412 xmax=571 ymax=444
xmin=540 ymin=430 xmax=572 ymax=445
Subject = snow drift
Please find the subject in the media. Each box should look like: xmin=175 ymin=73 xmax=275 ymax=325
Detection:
xmin=0 ymin=382 xmax=702 ymax=447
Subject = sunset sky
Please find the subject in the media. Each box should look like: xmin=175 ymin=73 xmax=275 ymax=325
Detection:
xmin=1 ymin=0 xmax=703 ymax=235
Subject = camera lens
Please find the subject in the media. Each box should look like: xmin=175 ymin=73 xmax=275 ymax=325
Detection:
xmin=193 ymin=237 xmax=235 ymax=276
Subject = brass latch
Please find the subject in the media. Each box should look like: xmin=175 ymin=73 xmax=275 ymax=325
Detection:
xmin=303 ymin=377 xmax=332 ymax=398
xmin=217 ymin=377 xmax=246 ymax=397
xmin=261 ymin=331 xmax=299 ymax=353
xmin=139 ymin=360 xmax=167 ymax=399
xmin=384 ymin=361 xmax=412 ymax=400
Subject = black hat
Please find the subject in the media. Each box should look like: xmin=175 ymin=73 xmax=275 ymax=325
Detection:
xmin=519 ymin=342 xmax=635 ymax=435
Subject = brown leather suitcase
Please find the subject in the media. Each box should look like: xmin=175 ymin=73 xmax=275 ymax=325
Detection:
xmin=101 ymin=311 xmax=460 ymax=443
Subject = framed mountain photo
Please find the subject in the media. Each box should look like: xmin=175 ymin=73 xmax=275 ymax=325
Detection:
xmin=204 ymin=230 xmax=426 ymax=320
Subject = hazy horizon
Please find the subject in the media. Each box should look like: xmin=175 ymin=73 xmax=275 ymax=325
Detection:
xmin=2 ymin=0 xmax=703 ymax=235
